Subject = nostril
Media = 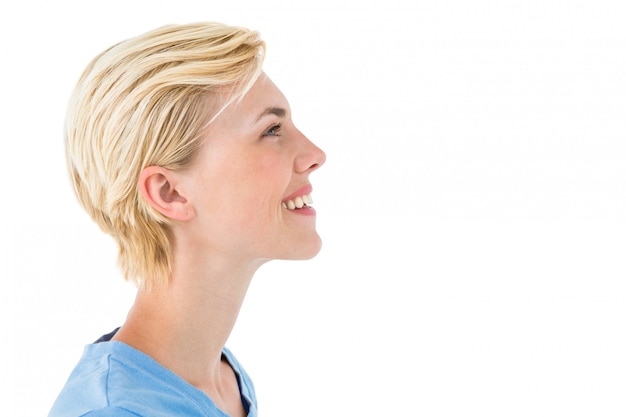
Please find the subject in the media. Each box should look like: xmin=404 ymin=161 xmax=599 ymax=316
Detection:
xmin=317 ymin=149 xmax=327 ymax=167
xmin=294 ymin=140 xmax=325 ymax=173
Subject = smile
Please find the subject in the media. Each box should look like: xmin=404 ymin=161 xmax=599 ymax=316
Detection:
xmin=282 ymin=194 xmax=313 ymax=210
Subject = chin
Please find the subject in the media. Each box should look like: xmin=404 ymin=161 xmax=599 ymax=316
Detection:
xmin=283 ymin=236 xmax=323 ymax=260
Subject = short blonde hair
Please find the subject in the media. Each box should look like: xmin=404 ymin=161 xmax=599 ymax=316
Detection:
xmin=65 ymin=22 xmax=265 ymax=289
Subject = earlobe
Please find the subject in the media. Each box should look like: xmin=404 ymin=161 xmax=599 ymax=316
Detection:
xmin=139 ymin=166 xmax=194 ymax=221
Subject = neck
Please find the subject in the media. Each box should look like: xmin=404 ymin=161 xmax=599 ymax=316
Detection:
xmin=113 ymin=251 xmax=264 ymax=392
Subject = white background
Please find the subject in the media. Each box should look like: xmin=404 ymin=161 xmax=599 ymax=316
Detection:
xmin=1 ymin=1 xmax=625 ymax=416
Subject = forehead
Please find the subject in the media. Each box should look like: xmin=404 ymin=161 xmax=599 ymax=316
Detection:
xmin=201 ymin=73 xmax=290 ymax=138
xmin=231 ymin=73 xmax=289 ymax=119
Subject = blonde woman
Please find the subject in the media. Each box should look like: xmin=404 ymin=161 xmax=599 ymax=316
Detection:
xmin=49 ymin=22 xmax=325 ymax=417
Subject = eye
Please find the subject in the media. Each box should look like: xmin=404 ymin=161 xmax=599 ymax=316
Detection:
xmin=262 ymin=123 xmax=283 ymax=138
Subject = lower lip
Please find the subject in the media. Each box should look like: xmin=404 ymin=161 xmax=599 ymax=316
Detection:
xmin=286 ymin=206 xmax=316 ymax=216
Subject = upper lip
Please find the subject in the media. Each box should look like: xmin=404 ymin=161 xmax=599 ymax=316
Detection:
xmin=282 ymin=184 xmax=313 ymax=202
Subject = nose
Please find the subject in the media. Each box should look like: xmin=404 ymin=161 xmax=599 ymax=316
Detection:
xmin=295 ymin=132 xmax=326 ymax=173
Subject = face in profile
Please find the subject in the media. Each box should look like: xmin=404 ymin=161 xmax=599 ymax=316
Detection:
xmin=177 ymin=73 xmax=326 ymax=263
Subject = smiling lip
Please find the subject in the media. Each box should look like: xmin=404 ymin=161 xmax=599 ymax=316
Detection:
xmin=282 ymin=184 xmax=316 ymax=216
xmin=282 ymin=184 xmax=313 ymax=203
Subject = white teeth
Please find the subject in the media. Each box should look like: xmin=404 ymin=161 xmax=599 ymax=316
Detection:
xmin=282 ymin=194 xmax=313 ymax=210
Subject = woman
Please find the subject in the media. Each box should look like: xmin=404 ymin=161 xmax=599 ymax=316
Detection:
xmin=49 ymin=22 xmax=325 ymax=417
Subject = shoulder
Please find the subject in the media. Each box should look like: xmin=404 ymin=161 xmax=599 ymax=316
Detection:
xmin=48 ymin=343 xmax=116 ymax=416
xmin=48 ymin=342 xmax=162 ymax=416
xmin=50 ymin=341 xmax=230 ymax=416
xmin=79 ymin=407 xmax=141 ymax=417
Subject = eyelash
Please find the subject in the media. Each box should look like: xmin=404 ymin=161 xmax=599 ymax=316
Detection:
xmin=262 ymin=123 xmax=283 ymax=138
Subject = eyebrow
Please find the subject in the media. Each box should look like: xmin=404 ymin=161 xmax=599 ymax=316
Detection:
xmin=256 ymin=106 xmax=286 ymax=122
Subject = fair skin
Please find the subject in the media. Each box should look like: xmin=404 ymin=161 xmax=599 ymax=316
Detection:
xmin=113 ymin=73 xmax=325 ymax=417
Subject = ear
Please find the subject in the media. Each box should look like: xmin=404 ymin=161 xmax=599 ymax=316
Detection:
xmin=138 ymin=166 xmax=194 ymax=221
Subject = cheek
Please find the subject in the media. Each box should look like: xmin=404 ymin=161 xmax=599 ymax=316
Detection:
xmin=199 ymin=145 xmax=292 ymax=221
xmin=243 ymin=151 xmax=291 ymax=192
xmin=209 ymin=152 xmax=285 ymax=209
